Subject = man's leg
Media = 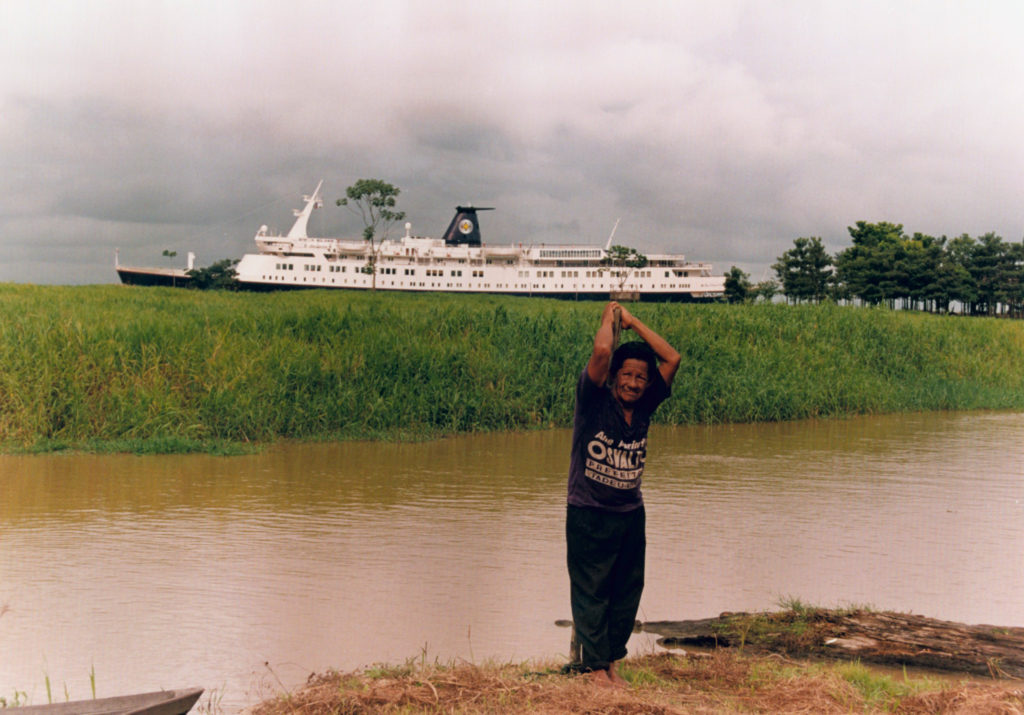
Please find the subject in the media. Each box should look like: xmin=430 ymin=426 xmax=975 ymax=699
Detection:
xmin=566 ymin=505 xmax=624 ymax=672
xmin=606 ymin=506 xmax=646 ymax=672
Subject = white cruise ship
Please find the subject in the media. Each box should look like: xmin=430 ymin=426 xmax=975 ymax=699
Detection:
xmin=235 ymin=181 xmax=724 ymax=300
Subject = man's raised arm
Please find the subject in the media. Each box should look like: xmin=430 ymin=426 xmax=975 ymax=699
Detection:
xmin=618 ymin=305 xmax=681 ymax=387
xmin=586 ymin=301 xmax=620 ymax=386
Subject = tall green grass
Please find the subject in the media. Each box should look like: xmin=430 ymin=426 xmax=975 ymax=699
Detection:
xmin=2 ymin=284 xmax=1024 ymax=452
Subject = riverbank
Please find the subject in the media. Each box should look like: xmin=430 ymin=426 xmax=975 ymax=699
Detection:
xmin=249 ymin=649 xmax=1024 ymax=714
xmin=3 ymin=284 xmax=1024 ymax=453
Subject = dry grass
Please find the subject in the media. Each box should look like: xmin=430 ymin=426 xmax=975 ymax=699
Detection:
xmin=248 ymin=651 xmax=1024 ymax=714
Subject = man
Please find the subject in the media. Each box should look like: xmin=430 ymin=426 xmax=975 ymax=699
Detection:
xmin=566 ymin=301 xmax=681 ymax=687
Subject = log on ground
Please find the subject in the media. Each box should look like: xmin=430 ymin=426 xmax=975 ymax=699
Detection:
xmin=641 ymin=609 xmax=1024 ymax=679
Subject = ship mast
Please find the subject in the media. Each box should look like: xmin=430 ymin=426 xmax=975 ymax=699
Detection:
xmin=286 ymin=180 xmax=324 ymax=239
xmin=604 ymin=218 xmax=621 ymax=251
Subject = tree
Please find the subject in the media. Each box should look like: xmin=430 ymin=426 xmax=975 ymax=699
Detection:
xmin=943 ymin=234 xmax=979 ymax=313
xmin=1004 ymin=242 xmax=1024 ymax=318
xmin=971 ymin=232 xmax=1014 ymax=315
xmin=187 ymin=258 xmax=238 ymax=290
xmin=600 ymin=244 xmax=649 ymax=293
xmin=753 ymin=279 xmax=779 ymax=303
xmin=336 ymin=179 xmax=406 ymax=289
xmin=772 ymin=236 xmax=832 ymax=303
xmin=897 ymin=233 xmax=940 ymax=311
xmin=833 ymin=222 xmax=906 ymax=306
xmin=931 ymin=256 xmax=974 ymax=314
xmin=723 ymin=266 xmax=751 ymax=304
xmin=162 ymin=249 xmax=177 ymax=261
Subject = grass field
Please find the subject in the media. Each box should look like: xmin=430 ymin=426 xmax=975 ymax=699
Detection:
xmin=2 ymin=284 xmax=1024 ymax=453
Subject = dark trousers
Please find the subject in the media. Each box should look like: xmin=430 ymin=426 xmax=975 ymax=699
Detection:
xmin=566 ymin=504 xmax=646 ymax=671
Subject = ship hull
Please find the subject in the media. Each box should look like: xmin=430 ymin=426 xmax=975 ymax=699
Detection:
xmin=233 ymin=279 xmax=716 ymax=301
xmin=116 ymin=266 xmax=193 ymax=287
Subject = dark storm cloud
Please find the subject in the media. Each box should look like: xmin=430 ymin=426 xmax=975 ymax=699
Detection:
xmin=6 ymin=95 xmax=258 ymax=223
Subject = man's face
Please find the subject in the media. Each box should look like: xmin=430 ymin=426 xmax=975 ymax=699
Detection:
xmin=612 ymin=358 xmax=650 ymax=406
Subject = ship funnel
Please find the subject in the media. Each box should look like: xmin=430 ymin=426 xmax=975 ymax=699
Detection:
xmin=442 ymin=205 xmax=494 ymax=246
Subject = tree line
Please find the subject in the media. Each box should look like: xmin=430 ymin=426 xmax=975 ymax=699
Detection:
xmin=725 ymin=221 xmax=1024 ymax=317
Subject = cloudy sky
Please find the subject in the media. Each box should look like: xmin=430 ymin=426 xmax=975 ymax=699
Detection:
xmin=2 ymin=0 xmax=1023 ymax=285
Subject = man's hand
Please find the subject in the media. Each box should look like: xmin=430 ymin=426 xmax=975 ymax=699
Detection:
xmin=617 ymin=304 xmax=636 ymax=331
xmin=602 ymin=301 xmax=636 ymax=329
xmin=601 ymin=301 xmax=620 ymax=326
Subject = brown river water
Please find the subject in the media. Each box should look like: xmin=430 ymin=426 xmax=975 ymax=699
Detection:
xmin=1 ymin=411 xmax=1022 ymax=710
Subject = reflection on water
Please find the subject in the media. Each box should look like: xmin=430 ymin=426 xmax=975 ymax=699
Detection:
xmin=1 ymin=412 xmax=1022 ymax=710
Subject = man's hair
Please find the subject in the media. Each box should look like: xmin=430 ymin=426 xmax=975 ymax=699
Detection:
xmin=609 ymin=341 xmax=658 ymax=380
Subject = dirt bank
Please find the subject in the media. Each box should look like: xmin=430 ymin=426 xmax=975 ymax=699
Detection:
xmin=250 ymin=649 xmax=1024 ymax=714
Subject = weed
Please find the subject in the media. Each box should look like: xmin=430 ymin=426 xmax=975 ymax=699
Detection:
xmin=776 ymin=595 xmax=818 ymax=616
xmin=835 ymin=660 xmax=931 ymax=710
xmin=0 ymin=691 xmax=27 ymax=708
xmin=195 ymin=687 xmax=224 ymax=715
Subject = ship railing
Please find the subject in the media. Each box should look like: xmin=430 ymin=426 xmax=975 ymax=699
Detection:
xmin=481 ymin=245 xmax=520 ymax=257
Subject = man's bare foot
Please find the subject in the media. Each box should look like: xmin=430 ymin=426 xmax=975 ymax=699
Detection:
xmin=608 ymin=662 xmax=629 ymax=688
xmin=582 ymin=668 xmax=615 ymax=688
